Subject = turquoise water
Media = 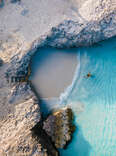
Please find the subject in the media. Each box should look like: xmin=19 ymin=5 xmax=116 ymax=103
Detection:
xmin=30 ymin=37 xmax=116 ymax=155
xmin=60 ymin=37 xmax=116 ymax=156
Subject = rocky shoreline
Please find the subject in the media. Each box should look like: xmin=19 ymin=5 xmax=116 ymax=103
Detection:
xmin=43 ymin=107 xmax=75 ymax=149
xmin=0 ymin=0 xmax=116 ymax=155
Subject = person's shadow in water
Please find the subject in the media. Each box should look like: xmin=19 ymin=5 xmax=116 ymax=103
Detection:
xmin=63 ymin=125 xmax=92 ymax=156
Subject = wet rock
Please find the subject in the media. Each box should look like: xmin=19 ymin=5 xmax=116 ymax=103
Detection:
xmin=43 ymin=107 xmax=75 ymax=148
xmin=31 ymin=123 xmax=58 ymax=156
xmin=0 ymin=58 xmax=3 ymax=66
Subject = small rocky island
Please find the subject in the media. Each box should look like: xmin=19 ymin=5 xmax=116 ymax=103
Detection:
xmin=43 ymin=107 xmax=75 ymax=149
xmin=0 ymin=0 xmax=116 ymax=155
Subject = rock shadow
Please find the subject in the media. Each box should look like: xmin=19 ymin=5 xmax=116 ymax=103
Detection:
xmin=60 ymin=125 xmax=91 ymax=156
xmin=0 ymin=0 xmax=4 ymax=8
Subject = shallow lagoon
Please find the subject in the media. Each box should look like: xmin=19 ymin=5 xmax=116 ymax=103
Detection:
xmin=60 ymin=37 xmax=116 ymax=156
xmin=30 ymin=47 xmax=78 ymax=98
xmin=30 ymin=37 xmax=116 ymax=156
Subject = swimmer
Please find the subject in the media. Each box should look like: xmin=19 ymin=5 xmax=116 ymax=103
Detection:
xmin=85 ymin=72 xmax=92 ymax=78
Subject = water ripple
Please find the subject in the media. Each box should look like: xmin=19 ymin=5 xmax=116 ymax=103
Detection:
xmin=60 ymin=37 xmax=116 ymax=156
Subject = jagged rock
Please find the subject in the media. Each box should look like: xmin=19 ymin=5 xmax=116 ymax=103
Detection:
xmin=31 ymin=123 xmax=58 ymax=156
xmin=0 ymin=58 xmax=3 ymax=66
xmin=0 ymin=89 xmax=58 ymax=156
xmin=0 ymin=96 xmax=41 ymax=155
xmin=43 ymin=107 xmax=75 ymax=148
xmin=0 ymin=0 xmax=116 ymax=155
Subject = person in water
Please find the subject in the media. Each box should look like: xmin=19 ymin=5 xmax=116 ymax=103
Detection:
xmin=86 ymin=72 xmax=92 ymax=78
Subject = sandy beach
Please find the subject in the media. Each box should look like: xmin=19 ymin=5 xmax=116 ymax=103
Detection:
xmin=30 ymin=47 xmax=78 ymax=98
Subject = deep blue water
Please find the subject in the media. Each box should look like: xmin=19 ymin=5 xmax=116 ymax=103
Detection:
xmin=60 ymin=37 xmax=116 ymax=156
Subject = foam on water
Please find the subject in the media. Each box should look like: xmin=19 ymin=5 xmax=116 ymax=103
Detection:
xmin=60 ymin=37 xmax=116 ymax=156
xmin=60 ymin=51 xmax=81 ymax=105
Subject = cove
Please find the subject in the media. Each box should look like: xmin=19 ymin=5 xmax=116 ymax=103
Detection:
xmin=60 ymin=37 xmax=116 ymax=156
xmin=30 ymin=47 xmax=78 ymax=115
xmin=30 ymin=37 xmax=116 ymax=156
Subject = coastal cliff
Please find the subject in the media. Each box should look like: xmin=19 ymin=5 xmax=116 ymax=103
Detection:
xmin=0 ymin=0 xmax=116 ymax=155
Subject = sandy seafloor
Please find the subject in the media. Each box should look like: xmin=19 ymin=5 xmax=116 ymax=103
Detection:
xmin=30 ymin=47 xmax=80 ymax=115
xmin=30 ymin=47 xmax=79 ymax=98
xmin=30 ymin=37 xmax=116 ymax=156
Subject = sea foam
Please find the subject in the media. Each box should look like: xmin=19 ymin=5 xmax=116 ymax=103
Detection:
xmin=59 ymin=51 xmax=81 ymax=105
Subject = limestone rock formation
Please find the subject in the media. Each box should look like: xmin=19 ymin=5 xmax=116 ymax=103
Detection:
xmin=43 ymin=107 xmax=75 ymax=148
xmin=0 ymin=34 xmax=58 ymax=156
xmin=0 ymin=0 xmax=116 ymax=155
xmin=47 ymin=0 xmax=116 ymax=48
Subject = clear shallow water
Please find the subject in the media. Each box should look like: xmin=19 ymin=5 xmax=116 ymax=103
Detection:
xmin=30 ymin=37 xmax=116 ymax=155
xmin=30 ymin=47 xmax=77 ymax=98
xmin=60 ymin=37 xmax=116 ymax=156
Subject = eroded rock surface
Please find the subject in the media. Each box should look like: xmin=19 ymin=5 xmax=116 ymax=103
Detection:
xmin=43 ymin=107 xmax=75 ymax=148
xmin=0 ymin=0 xmax=116 ymax=155
xmin=0 ymin=34 xmax=58 ymax=156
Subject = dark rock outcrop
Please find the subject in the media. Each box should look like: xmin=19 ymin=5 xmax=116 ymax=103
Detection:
xmin=31 ymin=123 xmax=59 ymax=156
xmin=0 ymin=58 xmax=3 ymax=66
xmin=43 ymin=107 xmax=75 ymax=148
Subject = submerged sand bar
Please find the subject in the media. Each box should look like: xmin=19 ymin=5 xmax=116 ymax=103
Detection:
xmin=30 ymin=47 xmax=78 ymax=98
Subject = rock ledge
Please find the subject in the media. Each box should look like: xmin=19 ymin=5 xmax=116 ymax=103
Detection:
xmin=43 ymin=107 xmax=75 ymax=149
